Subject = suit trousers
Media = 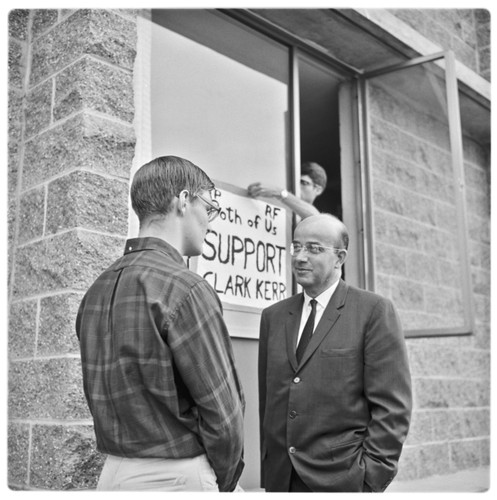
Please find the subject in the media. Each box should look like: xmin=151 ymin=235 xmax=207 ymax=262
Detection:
xmin=97 ymin=453 xmax=219 ymax=491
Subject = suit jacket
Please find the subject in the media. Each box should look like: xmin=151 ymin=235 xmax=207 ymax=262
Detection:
xmin=258 ymin=279 xmax=412 ymax=492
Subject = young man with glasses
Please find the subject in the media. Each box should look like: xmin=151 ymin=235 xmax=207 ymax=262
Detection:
xmin=247 ymin=161 xmax=327 ymax=219
xmin=76 ymin=156 xmax=244 ymax=491
xmin=258 ymin=213 xmax=412 ymax=492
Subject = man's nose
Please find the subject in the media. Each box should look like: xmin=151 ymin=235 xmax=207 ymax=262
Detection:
xmin=293 ymin=249 xmax=308 ymax=261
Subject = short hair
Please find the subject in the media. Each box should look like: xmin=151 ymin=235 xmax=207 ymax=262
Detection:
xmin=131 ymin=155 xmax=214 ymax=221
xmin=301 ymin=161 xmax=327 ymax=189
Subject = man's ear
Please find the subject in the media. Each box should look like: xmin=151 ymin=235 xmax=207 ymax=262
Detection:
xmin=177 ymin=190 xmax=189 ymax=215
xmin=336 ymin=249 xmax=348 ymax=267
xmin=314 ymin=185 xmax=324 ymax=197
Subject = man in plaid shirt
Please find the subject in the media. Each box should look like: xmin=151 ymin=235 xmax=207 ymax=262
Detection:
xmin=76 ymin=156 xmax=245 ymax=491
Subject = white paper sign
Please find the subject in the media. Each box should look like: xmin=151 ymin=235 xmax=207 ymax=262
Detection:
xmin=197 ymin=187 xmax=288 ymax=310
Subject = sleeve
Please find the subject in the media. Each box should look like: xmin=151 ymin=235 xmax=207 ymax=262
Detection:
xmin=167 ymin=280 xmax=245 ymax=492
xmin=257 ymin=309 xmax=269 ymax=489
xmin=362 ymin=297 xmax=413 ymax=492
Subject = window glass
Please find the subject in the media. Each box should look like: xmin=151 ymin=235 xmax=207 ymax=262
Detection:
xmin=365 ymin=59 xmax=472 ymax=335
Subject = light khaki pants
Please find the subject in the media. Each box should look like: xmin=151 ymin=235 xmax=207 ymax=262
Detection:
xmin=97 ymin=453 xmax=219 ymax=491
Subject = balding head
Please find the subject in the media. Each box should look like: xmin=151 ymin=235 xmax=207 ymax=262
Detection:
xmin=292 ymin=214 xmax=349 ymax=297
xmin=295 ymin=214 xmax=349 ymax=250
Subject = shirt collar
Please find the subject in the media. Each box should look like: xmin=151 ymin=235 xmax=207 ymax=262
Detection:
xmin=124 ymin=237 xmax=185 ymax=265
xmin=303 ymin=279 xmax=340 ymax=310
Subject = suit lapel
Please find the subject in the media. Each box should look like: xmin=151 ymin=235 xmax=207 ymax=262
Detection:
xmin=297 ymin=280 xmax=348 ymax=369
xmin=285 ymin=294 xmax=304 ymax=372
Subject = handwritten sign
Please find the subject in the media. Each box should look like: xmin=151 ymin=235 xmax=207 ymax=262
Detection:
xmin=197 ymin=187 xmax=288 ymax=310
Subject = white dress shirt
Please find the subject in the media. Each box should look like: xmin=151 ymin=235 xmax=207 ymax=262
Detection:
xmin=296 ymin=279 xmax=340 ymax=347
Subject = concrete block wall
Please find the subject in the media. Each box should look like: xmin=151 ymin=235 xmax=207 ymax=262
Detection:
xmin=388 ymin=9 xmax=491 ymax=81
xmin=8 ymin=9 xmax=137 ymax=489
xmin=368 ymin=75 xmax=490 ymax=480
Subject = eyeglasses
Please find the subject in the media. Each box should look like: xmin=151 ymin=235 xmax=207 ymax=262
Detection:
xmin=290 ymin=242 xmax=343 ymax=255
xmin=195 ymin=193 xmax=221 ymax=222
xmin=300 ymin=179 xmax=315 ymax=188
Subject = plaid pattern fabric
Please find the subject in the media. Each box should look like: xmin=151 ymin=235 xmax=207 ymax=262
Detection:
xmin=76 ymin=237 xmax=245 ymax=491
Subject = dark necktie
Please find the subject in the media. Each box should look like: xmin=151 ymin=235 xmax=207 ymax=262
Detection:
xmin=296 ymin=299 xmax=317 ymax=363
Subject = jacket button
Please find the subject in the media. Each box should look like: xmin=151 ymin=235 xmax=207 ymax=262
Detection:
xmin=289 ymin=446 xmax=296 ymax=454
xmin=289 ymin=410 xmax=297 ymax=419
xmin=293 ymin=377 xmax=301 ymax=384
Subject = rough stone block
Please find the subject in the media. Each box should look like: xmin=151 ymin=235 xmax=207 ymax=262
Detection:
xmin=404 ymin=410 xmax=432 ymax=445
xmin=458 ymin=349 xmax=490 ymax=380
xmin=391 ymin=278 xmax=424 ymax=311
xmin=30 ymin=424 xmax=104 ymax=489
xmin=32 ymin=9 xmax=59 ymax=38
xmin=38 ymin=293 xmax=84 ymax=356
xmin=434 ymin=201 xmax=458 ymax=234
xmin=31 ymin=9 xmax=136 ymax=86
xmin=424 ymin=285 xmax=464 ymax=318
xmin=13 ymin=230 xmax=125 ymax=298
xmin=429 ymin=410 xmax=452 ymax=442
xmin=472 ymin=323 xmax=490 ymax=350
xmin=9 ymin=9 xmax=30 ymax=41
xmin=9 ymin=357 xmax=89 ymax=420
xmin=375 ymin=243 xmax=407 ymax=276
xmin=374 ymin=210 xmax=425 ymax=249
xmin=472 ymin=295 xmax=490 ymax=325
xmin=46 ymin=170 xmax=128 ymax=235
xmin=393 ymin=446 xmax=419 ymax=482
xmin=463 ymin=136 xmax=490 ymax=168
xmin=465 ymin=163 xmax=490 ymax=194
xmin=480 ymin=437 xmax=490 ymax=466
xmin=18 ymin=186 xmax=46 ymax=244
xmin=437 ymin=259 xmax=462 ymax=289
xmin=475 ymin=9 xmax=490 ymax=24
xmin=452 ymin=36 xmax=478 ymax=71
xmin=453 ymin=409 xmax=490 ymax=440
xmin=418 ymin=442 xmax=450 ymax=477
xmin=23 ymin=113 xmax=135 ymax=190
xmin=8 ymin=39 xmax=24 ymax=90
xmin=466 ymin=188 xmax=490 ymax=218
xmin=374 ymin=273 xmax=391 ymax=299
xmin=467 ymin=213 xmax=490 ymax=244
xmin=8 ymin=88 xmax=23 ymax=148
xmin=405 ymin=252 xmax=438 ymax=285
xmin=471 ymin=268 xmax=490 ymax=296
xmin=55 ymin=57 xmax=134 ymax=123
xmin=450 ymin=439 xmax=482 ymax=471
xmin=423 ymin=226 xmax=458 ymax=261
xmin=397 ymin=310 xmax=437 ymax=332
xmin=8 ymin=299 xmax=38 ymax=359
xmin=413 ymin=378 xmax=489 ymax=409
xmin=371 ymin=119 xmax=451 ymax=178
xmin=25 ymin=79 xmax=53 ymax=139
xmin=407 ymin=344 xmax=462 ymax=378
xmin=8 ymin=422 xmax=30 ymax=487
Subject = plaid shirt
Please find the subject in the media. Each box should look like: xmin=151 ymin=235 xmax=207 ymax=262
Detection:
xmin=76 ymin=237 xmax=245 ymax=491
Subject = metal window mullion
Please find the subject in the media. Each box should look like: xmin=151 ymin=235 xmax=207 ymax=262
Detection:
xmin=357 ymin=77 xmax=376 ymax=292
xmin=444 ymin=50 xmax=474 ymax=334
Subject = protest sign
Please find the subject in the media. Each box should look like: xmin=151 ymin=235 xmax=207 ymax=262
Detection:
xmin=196 ymin=183 xmax=289 ymax=310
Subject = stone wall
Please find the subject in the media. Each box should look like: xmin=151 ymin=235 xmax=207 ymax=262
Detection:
xmin=368 ymin=71 xmax=490 ymax=480
xmin=8 ymin=9 xmax=137 ymax=489
xmin=389 ymin=9 xmax=491 ymax=81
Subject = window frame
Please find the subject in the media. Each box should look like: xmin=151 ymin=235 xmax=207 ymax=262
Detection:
xmin=357 ymin=51 xmax=475 ymax=338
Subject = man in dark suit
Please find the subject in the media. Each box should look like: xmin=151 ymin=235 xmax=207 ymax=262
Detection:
xmin=258 ymin=214 xmax=412 ymax=492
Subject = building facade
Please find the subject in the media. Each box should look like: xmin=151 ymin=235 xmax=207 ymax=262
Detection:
xmin=8 ymin=8 xmax=490 ymax=490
